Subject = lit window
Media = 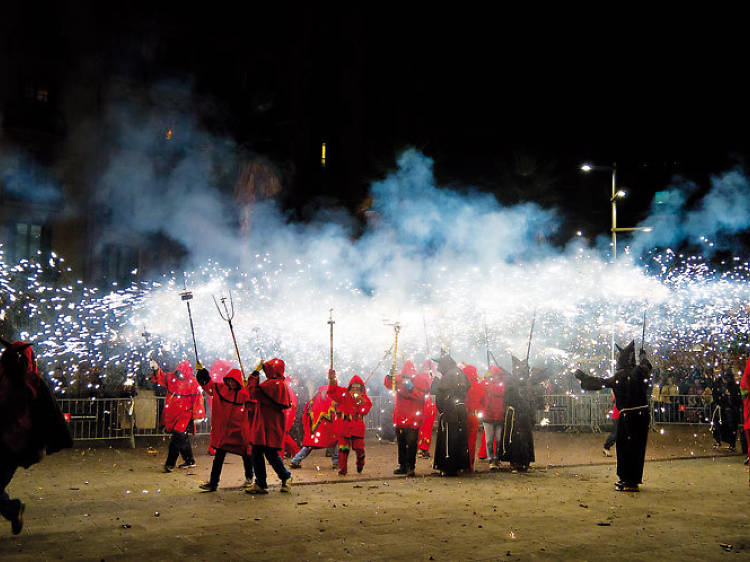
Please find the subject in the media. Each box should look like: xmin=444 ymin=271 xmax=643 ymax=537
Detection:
xmin=321 ymin=142 xmax=326 ymax=168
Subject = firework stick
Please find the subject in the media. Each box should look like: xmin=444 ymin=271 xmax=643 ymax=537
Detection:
xmin=391 ymin=323 xmax=400 ymax=391
xmin=180 ymin=283 xmax=200 ymax=368
xmin=328 ymin=309 xmax=335 ymax=371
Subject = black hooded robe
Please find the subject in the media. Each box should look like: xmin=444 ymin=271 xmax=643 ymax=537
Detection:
xmin=431 ymin=358 xmax=471 ymax=475
xmin=576 ymin=345 xmax=653 ymax=486
xmin=501 ymin=381 xmax=535 ymax=469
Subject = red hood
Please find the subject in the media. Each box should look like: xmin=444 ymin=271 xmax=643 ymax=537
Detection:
xmin=347 ymin=375 xmax=366 ymax=391
xmin=263 ymin=358 xmax=285 ymax=380
xmin=1 ymin=340 xmax=39 ymax=397
xmin=488 ymin=365 xmax=507 ymax=382
xmin=462 ymin=364 xmax=479 ymax=384
xmin=223 ymin=368 xmax=244 ymax=387
xmin=400 ymin=360 xmax=417 ymax=376
xmin=210 ymin=359 xmax=235 ymax=384
xmin=176 ymin=360 xmax=194 ymax=379
xmin=421 ymin=359 xmax=435 ymax=374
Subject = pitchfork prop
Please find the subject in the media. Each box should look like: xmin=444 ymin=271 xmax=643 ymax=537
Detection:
xmin=213 ymin=291 xmax=247 ymax=382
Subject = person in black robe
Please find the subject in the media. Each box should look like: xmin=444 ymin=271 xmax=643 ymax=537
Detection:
xmin=0 ymin=339 xmax=72 ymax=535
xmin=501 ymin=377 xmax=536 ymax=472
xmin=574 ymin=340 xmax=652 ymax=492
xmin=711 ymin=373 xmax=740 ymax=451
xmin=430 ymin=354 xmax=471 ymax=476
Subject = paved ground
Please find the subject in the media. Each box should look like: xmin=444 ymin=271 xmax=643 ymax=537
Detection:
xmin=1 ymin=426 xmax=748 ymax=561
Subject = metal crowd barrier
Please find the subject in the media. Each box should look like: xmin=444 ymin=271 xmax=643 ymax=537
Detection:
xmin=58 ymin=392 xmax=723 ymax=444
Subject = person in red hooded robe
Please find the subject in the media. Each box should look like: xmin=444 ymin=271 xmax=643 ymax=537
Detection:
xmin=282 ymin=378 xmax=300 ymax=458
xmin=195 ymin=363 xmax=253 ymax=491
xmin=1 ymin=339 xmax=72 ymax=535
xmin=289 ymin=384 xmax=339 ymax=469
xmin=328 ymin=369 xmax=372 ymax=475
xmin=462 ymin=364 xmax=486 ymax=472
xmin=741 ymin=358 xmax=750 ymax=482
xmin=150 ymin=359 xmax=205 ymax=472
xmin=245 ymin=358 xmax=293 ymax=494
xmin=480 ymin=365 xmax=506 ymax=469
xmin=204 ymin=359 xmax=234 ymax=455
xmin=385 ymin=360 xmax=432 ymax=476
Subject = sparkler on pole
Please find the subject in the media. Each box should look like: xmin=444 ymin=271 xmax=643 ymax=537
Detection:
xmin=180 ymin=279 xmax=200 ymax=368
xmin=388 ymin=321 xmax=401 ymax=391
xmin=213 ymin=291 xmax=246 ymax=382
xmin=328 ymin=308 xmax=335 ymax=371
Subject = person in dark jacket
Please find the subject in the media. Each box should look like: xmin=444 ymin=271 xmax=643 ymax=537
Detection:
xmin=0 ymin=339 xmax=72 ymax=535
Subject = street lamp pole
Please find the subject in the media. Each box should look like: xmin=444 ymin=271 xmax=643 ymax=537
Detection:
xmin=581 ymin=161 xmax=652 ymax=374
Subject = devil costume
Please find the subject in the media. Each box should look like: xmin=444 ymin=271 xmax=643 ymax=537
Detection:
xmin=1 ymin=339 xmax=72 ymax=535
xmin=431 ymin=355 xmax=471 ymax=476
xmin=575 ymin=341 xmax=653 ymax=491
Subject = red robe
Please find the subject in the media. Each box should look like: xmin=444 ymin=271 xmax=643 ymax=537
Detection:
xmin=329 ymin=375 xmax=372 ymax=439
xmin=740 ymin=359 xmax=750 ymax=481
xmin=479 ymin=366 xmax=506 ymax=459
xmin=152 ymin=361 xmax=205 ymax=433
xmin=462 ymin=364 xmax=486 ymax=471
xmin=418 ymin=395 xmax=437 ymax=451
xmin=200 ymin=367 xmax=250 ymax=455
xmin=385 ymin=360 xmax=432 ymax=429
xmin=247 ymin=358 xmax=291 ymax=449
xmin=283 ymin=380 xmax=300 ymax=456
xmin=301 ymin=385 xmax=338 ymax=448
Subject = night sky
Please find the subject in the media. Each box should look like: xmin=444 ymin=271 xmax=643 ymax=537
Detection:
xmin=3 ymin=4 xmax=749 ymax=241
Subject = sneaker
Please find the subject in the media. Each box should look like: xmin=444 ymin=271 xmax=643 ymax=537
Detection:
xmin=290 ymin=461 xmax=302 ymax=469
xmin=163 ymin=464 xmax=174 ymax=473
xmin=356 ymin=464 xmax=364 ymax=474
xmin=393 ymin=466 xmax=407 ymax=475
xmin=280 ymin=477 xmax=292 ymax=493
xmin=11 ymin=502 xmax=24 ymax=535
xmin=243 ymin=478 xmax=254 ymax=489
xmin=406 ymin=468 xmax=416 ymax=477
xmin=337 ymin=469 xmax=347 ymax=476
xmin=199 ymin=482 xmax=217 ymax=492
xmin=178 ymin=461 xmax=197 ymax=469
xmin=620 ymin=484 xmax=639 ymax=492
xmin=419 ymin=450 xmax=431 ymax=459
xmin=602 ymin=448 xmax=612 ymax=457
xmin=614 ymin=481 xmax=625 ymax=490
xmin=245 ymin=482 xmax=269 ymax=495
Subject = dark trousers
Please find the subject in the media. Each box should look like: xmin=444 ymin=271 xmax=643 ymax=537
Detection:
xmin=166 ymin=429 xmax=195 ymax=467
xmin=251 ymin=445 xmax=291 ymax=489
xmin=396 ymin=427 xmax=419 ymax=470
xmin=0 ymin=464 xmax=20 ymax=522
xmin=604 ymin=422 xmax=618 ymax=450
xmin=209 ymin=449 xmax=254 ymax=486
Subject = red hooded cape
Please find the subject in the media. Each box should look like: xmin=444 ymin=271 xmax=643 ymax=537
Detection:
xmin=481 ymin=365 xmax=506 ymax=421
xmin=463 ymin=364 xmax=486 ymax=412
xmin=152 ymin=361 xmax=205 ymax=433
xmin=329 ymin=374 xmax=372 ymax=439
xmin=247 ymin=358 xmax=291 ymax=449
xmin=301 ymin=385 xmax=338 ymax=448
xmin=284 ymin=379 xmax=298 ymax=433
xmin=385 ymin=360 xmax=432 ymax=429
xmin=200 ymin=365 xmax=251 ymax=455
xmin=0 ymin=341 xmax=72 ymax=468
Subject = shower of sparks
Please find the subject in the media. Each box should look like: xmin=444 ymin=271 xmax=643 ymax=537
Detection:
xmin=2 ymin=243 xmax=750 ymax=396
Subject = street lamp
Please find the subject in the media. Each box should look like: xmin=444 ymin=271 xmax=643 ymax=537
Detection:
xmin=581 ymin=162 xmax=653 ymax=371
